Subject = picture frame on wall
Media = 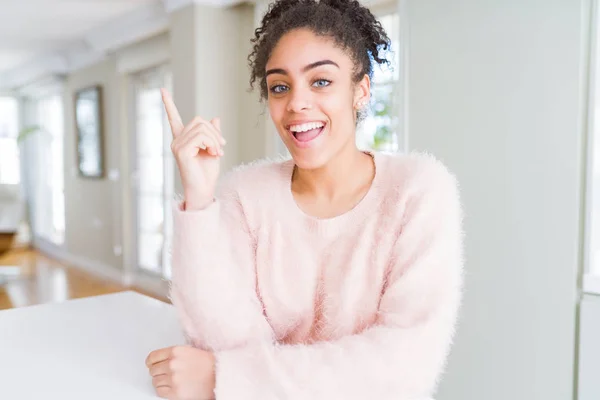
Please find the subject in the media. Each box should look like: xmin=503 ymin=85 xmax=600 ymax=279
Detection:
xmin=74 ymin=85 xmax=104 ymax=178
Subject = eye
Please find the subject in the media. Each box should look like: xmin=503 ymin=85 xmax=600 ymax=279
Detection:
xmin=269 ymin=84 xmax=289 ymax=94
xmin=313 ymin=79 xmax=331 ymax=88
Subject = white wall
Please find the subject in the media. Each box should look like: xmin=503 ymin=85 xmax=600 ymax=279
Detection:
xmin=64 ymin=58 xmax=123 ymax=272
xmin=406 ymin=0 xmax=585 ymax=399
xmin=578 ymin=295 xmax=600 ymax=400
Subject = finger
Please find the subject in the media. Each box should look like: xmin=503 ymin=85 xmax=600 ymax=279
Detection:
xmin=202 ymin=120 xmax=226 ymax=149
xmin=155 ymin=386 xmax=171 ymax=399
xmin=180 ymin=128 xmax=222 ymax=157
xmin=210 ymin=117 xmax=227 ymax=145
xmin=149 ymin=360 xmax=172 ymax=377
xmin=191 ymin=132 xmax=221 ymax=156
xmin=152 ymin=374 xmax=171 ymax=388
xmin=183 ymin=117 xmax=225 ymax=147
xmin=161 ymin=89 xmax=184 ymax=137
xmin=211 ymin=117 xmax=221 ymax=132
xmin=146 ymin=347 xmax=173 ymax=367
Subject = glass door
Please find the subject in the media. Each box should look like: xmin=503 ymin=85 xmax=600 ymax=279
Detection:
xmin=131 ymin=65 xmax=174 ymax=279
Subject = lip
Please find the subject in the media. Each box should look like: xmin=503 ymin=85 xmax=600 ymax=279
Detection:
xmin=286 ymin=120 xmax=327 ymax=149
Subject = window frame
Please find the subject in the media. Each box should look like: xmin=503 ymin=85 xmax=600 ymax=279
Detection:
xmin=583 ymin=0 xmax=600 ymax=294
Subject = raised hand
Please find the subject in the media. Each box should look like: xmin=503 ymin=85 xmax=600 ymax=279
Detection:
xmin=161 ymin=88 xmax=226 ymax=210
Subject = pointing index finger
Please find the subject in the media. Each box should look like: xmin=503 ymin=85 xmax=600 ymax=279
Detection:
xmin=161 ymin=88 xmax=184 ymax=137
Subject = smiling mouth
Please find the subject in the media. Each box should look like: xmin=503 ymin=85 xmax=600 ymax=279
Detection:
xmin=288 ymin=122 xmax=326 ymax=143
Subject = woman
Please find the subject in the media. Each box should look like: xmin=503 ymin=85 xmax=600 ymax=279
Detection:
xmin=145 ymin=0 xmax=464 ymax=399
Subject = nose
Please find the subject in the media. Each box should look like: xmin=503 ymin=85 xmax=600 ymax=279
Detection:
xmin=286 ymin=86 xmax=312 ymax=113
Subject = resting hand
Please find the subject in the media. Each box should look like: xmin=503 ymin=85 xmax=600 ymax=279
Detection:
xmin=146 ymin=345 xmax=216 ymax=400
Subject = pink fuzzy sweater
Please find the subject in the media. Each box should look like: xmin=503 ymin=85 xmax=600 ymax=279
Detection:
xmin=169 ymin=151 xmax=464 ymax=400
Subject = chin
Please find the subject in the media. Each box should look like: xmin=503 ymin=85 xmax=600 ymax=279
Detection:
xmin=284 ymin=138 xmax=332 ymax=170
xmin=290 ymin=152 xmax=330 ymax=170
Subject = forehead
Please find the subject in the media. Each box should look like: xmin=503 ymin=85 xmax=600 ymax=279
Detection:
xmin=266 ymin=28 xmax=353 ymax=73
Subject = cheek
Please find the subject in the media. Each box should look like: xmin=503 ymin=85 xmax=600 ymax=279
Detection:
xmin=267 ymin=98 xmax=284 ymax=122
xmin=267 ymin=99 xmax=290 ymax=139
xmin=321 ymin=93 xmax=354 ymax=128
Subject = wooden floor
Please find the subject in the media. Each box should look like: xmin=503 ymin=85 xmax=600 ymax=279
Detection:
xmin=0 ymin=248 xmax=167 ymax=310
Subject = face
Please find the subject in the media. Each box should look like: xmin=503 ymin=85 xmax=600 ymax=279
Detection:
xmin=265 ymin=28 xmax=370 ymax=169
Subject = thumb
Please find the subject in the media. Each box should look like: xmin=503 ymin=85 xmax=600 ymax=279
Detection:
xmin=210 ymin=117 xmax=221 ymax=132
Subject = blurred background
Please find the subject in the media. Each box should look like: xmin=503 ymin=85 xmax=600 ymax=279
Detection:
xmin=0 ymin=0 xmax=598 ymax=399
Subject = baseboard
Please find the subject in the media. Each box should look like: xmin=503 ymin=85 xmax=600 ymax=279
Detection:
xmin=132 ymin=272 xmax=170 ymax=300
xmin=33 ymin=238 xmax=128 ymax=286
xmin=33 ymin=237 xmax=169 ymax=300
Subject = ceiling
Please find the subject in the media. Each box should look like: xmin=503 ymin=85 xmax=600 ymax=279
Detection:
xmin=0 ymin=0 xmax=392 ymax=89
xmin=0 ymin=0 xmax=160 ymax=74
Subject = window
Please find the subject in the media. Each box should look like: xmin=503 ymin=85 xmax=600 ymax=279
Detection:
xmin=357 ymin=11 xmax=404 ymax=153
xmin=131 ymin=66 xmax=174 ymax=279
xmin=28 ymin=94 xmax=65 ymax=245
xmin=584 ymin=0 xmax=600 ymax=293
xmin=0 ymin=97 xmax=20 ymax=184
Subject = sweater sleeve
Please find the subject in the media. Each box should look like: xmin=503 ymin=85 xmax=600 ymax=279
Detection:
xmin=168 ymin=173 xmax=275 ymax=351
xmin=212 ymin=161 xmax=464 ymax=400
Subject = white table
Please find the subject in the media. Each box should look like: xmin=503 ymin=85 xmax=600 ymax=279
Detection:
xmin=0 ymin=291 xmax=186 ymax=399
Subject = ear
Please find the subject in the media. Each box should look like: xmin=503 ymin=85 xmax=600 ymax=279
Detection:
xmin=353 ymin=74 xmax=371 ymax=109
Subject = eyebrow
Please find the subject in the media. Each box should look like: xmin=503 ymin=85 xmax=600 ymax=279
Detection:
xmin=265 ymin=60 xmax=340 ymax=77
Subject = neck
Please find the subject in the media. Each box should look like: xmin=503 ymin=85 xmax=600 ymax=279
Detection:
xmin=292 ymin=144 xmax=373 ymax=200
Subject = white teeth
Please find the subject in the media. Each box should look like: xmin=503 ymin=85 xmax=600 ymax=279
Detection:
xmin=289 ymin=122 xmax=324 ymax=133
